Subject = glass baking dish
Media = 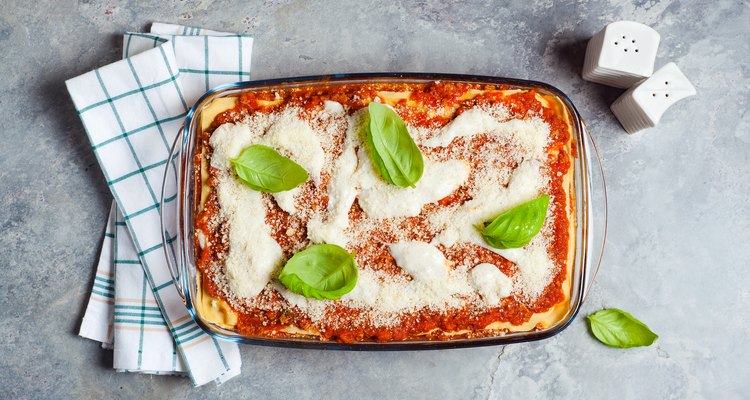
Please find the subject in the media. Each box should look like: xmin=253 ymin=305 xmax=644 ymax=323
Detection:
xmin=161 ymin=73 xmax=607 ymax=350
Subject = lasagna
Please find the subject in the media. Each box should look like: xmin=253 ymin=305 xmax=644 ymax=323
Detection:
xmin=193 ymin=81 xmax=576 ymax=343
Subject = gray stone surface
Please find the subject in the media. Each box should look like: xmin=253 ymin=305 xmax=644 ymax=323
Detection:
xmin=0 ymin=0 xmax=747 ymax=398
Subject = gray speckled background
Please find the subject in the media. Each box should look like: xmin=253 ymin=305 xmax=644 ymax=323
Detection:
xmin=1 ymin=0 xmax=748 ymax=398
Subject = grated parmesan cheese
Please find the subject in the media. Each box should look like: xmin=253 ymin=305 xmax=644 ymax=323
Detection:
xmin=210 ymin=110 xmax=326 ymax=215
xmin=213 ymin=174 xmax=284 ymax=298
xmin=424 ymin=108 xmax=504 ymax=147
xmin=306 ymin=109 xmax=361 ymax=246
xmin=209 ymin=100 xmax=560 ymax=315
xmin=263 ymin=110 xmax=325 ymax=185
xmin=422 ymin=108 xmax=549 ymax=156
xmin=355 ymin=150 xmax=470 ymax=219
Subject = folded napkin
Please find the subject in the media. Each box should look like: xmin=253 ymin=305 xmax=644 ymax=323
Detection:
xmin=79 ymin=204 xmax=116 ymax=349
xmin=70 ymin=23 xmax=253 ymax=386
xmin=112 ymin=204 xmax=187 ymax=375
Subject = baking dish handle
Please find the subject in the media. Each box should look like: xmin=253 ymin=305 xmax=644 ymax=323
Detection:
xmin=581 ymin=122 xmax=607 ymax=301
xmin=161 ymin=126 xmax=185 ymax=300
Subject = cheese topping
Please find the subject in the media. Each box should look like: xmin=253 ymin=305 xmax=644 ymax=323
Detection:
xmin=470 ymin=263 xmax=513 ymax=305
xmin=497 ymin=244 xmax=556 ymax=301
xmin=306 ymin=110 xmax=360 ymax=246
xmin=323 ymin=100 xmax=345 ymax=115
xmin=209 ymin=110 xmax=326 ymax=215
xmin=214 ymin=175 xmax=283 ymax=298
xmin=208 ymin=100 xmax=558 ymax=321
xmin=340 ymin=241 xmax=477 ymax=324
xmin=423 ymin=108 xmax=549 ymax=158
xmin=263 ymin=111 xmax=325 ymax=185
xmin=389 ymin=241 xmax=450 ymax=286
xmin=424 ymin=108 xmax=506 ymax=147
xmin=355 ymin=150 xmax=470 ymax=219
xmin=269 ymin=242 xmax=516 ymax=327
xmin=307 ymin=108 xmax=471 ymax=241
xmin=208 ymin=110 xmax=327 ymax=298
xmin=429 ymin=160 xmax=547 ymax=248
xmin=271 ymin=244 xmax=476 ymax=327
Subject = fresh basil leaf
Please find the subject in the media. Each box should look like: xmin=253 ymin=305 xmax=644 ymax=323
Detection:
xmin=365 ymin=123 xmax=394 ymax=183
xmin=278 ymin=244 xmax=358 ymax=300
xmin=478 ymin=194 xmax=550 ymax=249
xmin=587 ymin=309 xmax=658 ymax=348
xmin=366 ymin=102 xmax=424 ymax=188
xmin=229 ymin=144 xmax=308 ymax=193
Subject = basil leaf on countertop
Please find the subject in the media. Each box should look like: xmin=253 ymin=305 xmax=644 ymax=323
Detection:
xmin=587 ymin=309 xmax=658 ymax=348
xmin=366 ymin=102 xmax=424 ymax=188
xmin=278 ymin=244 xmax=358 ymax=300
xmin=230 ymin=144 xmax=308 ymax=193
xmin=477 ymin=194 xmax=550 ymax=249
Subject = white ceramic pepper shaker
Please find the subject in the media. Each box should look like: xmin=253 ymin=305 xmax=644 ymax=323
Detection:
xmin=610 ymin=62 xmax=697 ymax=134
xmin=583 ymin=21 xmax=661 ymax=89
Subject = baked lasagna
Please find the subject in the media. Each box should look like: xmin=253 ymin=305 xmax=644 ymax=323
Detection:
xmin=193 ymin=81 xmax=576 ymax=343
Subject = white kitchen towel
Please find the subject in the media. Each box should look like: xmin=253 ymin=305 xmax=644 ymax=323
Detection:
xmin=111 ymin=28 xmax=251 ymax=378
xmin=69 ymin=23 xmax=252 ymax=386
xmin=79 ymin=203 xmax=116 ymax=348
xmin=112 ymin=204 xmax=186 ymax=375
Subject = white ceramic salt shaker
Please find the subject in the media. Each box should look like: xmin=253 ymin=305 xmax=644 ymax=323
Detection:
xmin=583 ymin=21 xmax=661 ymax=89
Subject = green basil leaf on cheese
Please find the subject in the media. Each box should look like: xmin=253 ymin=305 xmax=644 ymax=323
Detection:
xmin=230 ymin=144 xmax=308 ymax=193
xmin=278 ymin=244 xmax=358 ymax=300
xmin=587 ymin=309 xmax=658 ymax=348
xmin=477 ymin=194 xmax=550 ymax=249
xmin=366 ymin=102 xmax=424 ymax=188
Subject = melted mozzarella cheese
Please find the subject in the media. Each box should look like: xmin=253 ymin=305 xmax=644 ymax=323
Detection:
xmin=470 ymin=263 xmax=513 ymax=305
xmin=494 ymin=244 xmax=556 ymax=301
xmin=311 ymin=107 xmax=470 ymax=230
xmin=264 ymin=111 xmax=325 ymax=214
xmin=430 ymin=159 xmax=547 ymax=249
xmin=423 ymin=108 xmax=549 ymax=156
xmin=211 ymin=101 xmax=558 ymax=305
xmin=424 ymin=108 xmax=501 ymax=147
xmin=271 ymin=188 xmax=299 ymax=214
xmin=389 ymin=241 xmax=450 ymax=285
xmin=214 ymin=175 xmax=283 ymax=298
xmin=355 ymin=149 xmax=470 ymax=219
xmin=210 ymin=111 xmax=326 ymax=215
xmin=324 ymin=100 xmax=345 ymax=115
xmin=209 ymin=112 xmax=328 ymax=298
xmin=264 ymin=111 xmax=325 ymax=185
xmin=209 ymin=122 xmax=263 ymax=170
xmin=306 ymin=110 xmax=361 ymax=246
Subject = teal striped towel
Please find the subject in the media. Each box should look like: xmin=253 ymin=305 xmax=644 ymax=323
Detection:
xmin=70 ymin=22 xmax=253 ymax=386
xmin=79 ymin=203 xmax=116 ymax=349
